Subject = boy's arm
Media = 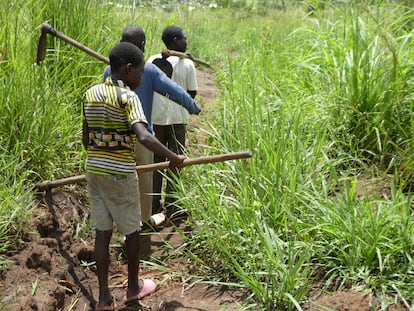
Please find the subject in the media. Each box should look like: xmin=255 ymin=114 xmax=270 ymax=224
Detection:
xmin=149 ymin=63 xmax=201 ymax=115
xmin=132 ymin=122 xmax=185 ymax=167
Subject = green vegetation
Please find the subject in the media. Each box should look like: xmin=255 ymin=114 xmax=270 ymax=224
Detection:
xmin=1 ymin=0 xmax=413 ymax=310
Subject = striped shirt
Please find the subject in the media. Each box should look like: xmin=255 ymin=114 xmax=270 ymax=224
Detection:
xmin=84 ymin=77 xmax=147 ymax=175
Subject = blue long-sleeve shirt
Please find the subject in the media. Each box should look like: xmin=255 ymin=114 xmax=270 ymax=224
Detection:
xmin=103 ymin=63 xmax=201 ymax=134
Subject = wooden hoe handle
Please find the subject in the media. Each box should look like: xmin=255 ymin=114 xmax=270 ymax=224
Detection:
xmin=36 ymin=151 xmax=252 ymax=192
xmin=41 ymin=23 xmax=110 ymax=64
xmin=161 ymin=49 xmax=213 ymax=69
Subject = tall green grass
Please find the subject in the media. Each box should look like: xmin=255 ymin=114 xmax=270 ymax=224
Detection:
xmin=0 ymin=0 xmax=111 ymax=274
xmin=1 ymin=0 xmax=414 ymax=310
xmin=176 ymin=2 xmax=414 ymax=310
xmin=287 ymin=4 xmax=414 ymax=172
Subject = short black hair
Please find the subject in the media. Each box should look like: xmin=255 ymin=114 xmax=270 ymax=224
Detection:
xmin=121 ymin=25 xmax=146 ymax=51
xmin=162 ymin=26 xmax=184 ymax=47
xmin=109 ymin=42 xmax=144 ymax=72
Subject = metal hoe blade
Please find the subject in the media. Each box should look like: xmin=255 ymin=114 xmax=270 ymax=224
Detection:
xmin=36 ymin=30 xmax=47 ymax=65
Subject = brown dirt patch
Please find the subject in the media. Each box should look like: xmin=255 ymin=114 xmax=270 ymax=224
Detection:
xmin=0 ymin=187 xmax=250 ymax=311
xmin=0 ymin=69 xmax=407 ymax=311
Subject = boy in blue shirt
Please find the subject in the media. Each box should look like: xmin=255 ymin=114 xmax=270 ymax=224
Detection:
xmin=103 ymin=25 xmax=200 ymax=228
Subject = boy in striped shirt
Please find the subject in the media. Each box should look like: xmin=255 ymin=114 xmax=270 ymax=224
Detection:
xmin=84 ymin=41 xmax=185 ymax=310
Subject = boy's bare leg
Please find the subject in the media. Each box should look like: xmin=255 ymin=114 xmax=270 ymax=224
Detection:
xmin=125 ymin=230 xmax=140 ymax=297
xmin=95 ymin=229 xmax=114 ymax=307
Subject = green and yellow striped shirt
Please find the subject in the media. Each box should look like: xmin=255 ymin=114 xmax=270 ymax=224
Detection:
xmin=84 ymin=77 xmax=147 ymax=175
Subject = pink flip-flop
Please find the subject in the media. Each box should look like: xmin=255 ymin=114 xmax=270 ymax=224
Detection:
xmin=123 ymin=279 xmax=158 ymax=304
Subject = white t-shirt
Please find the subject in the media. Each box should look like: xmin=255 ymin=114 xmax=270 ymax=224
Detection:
xmin=148 ymin=54 xmax=198 ymax=125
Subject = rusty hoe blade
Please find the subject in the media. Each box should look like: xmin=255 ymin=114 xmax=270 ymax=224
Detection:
xmin=36 ymin=30 xmax=47 ymax=65
xmin=36 ymin=23 xmax=60 ymax=65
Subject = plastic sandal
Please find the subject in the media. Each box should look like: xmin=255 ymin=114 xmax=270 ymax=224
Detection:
xmin=123 ymin=279 xmax=157 ymax=304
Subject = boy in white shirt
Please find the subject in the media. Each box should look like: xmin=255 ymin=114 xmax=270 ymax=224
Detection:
xmin=148 ymin=26 xmax=198 ymax=218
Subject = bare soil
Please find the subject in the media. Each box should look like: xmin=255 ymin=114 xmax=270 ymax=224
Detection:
xmin=0 ymin=69 xmax=407 ymax=311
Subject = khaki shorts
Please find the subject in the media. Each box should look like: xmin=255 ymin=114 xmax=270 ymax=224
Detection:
xmin=86 ymin=172 xmax=141 ymax=235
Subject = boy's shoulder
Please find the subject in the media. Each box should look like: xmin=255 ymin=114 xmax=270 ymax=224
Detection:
xmin=86 ymin=81 xmax=104 ymax=92
xmin=147 ymin=53 xmax=162 ymax=64
xmin=86 ymin=79 xmax=136 ymax=97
